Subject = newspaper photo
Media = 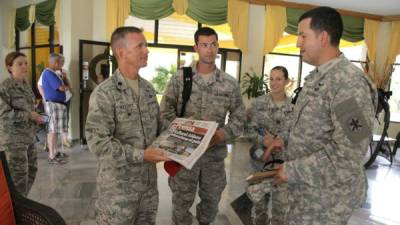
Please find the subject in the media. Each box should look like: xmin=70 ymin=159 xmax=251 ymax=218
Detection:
xmin=153 ymin=118 xmax=218 ymax=170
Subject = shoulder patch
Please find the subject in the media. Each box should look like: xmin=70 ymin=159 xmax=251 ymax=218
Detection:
xmin=334 ymin=98 xmax=370 ymax=143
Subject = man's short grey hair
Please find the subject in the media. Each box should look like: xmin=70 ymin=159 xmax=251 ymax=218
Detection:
xmin=48 ymin=53 xmax=64 ymax=65
xmin=110 ymin=26 xmax=143 ymax=54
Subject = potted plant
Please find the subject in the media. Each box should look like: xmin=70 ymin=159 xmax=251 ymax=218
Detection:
xmin=151 ymin=64 xmax=177 ymax=94
xmin=241 ymin=69 xmax=269 ymax=99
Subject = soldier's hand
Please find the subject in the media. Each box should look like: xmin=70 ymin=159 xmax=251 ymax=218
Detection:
xmin=31 ymin=111 xmax=44 ymax=125
xmin=263 ymin=131 xmax=275 ymax=147
xmin=208 ymin=129 xmax=225 ymax=149
xmin=272 ymin=137 xmax=284 ymax=152
xmin=261 ymin=137 xmax=284 ymax=161
xmin=274 ymin=164 xmax=288 ymax=184
xmin=143 ymin=148 xmax=169 ymax=163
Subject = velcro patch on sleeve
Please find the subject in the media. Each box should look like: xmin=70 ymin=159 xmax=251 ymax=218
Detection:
xmin=334 ymin=98 xmax=370 ymax=144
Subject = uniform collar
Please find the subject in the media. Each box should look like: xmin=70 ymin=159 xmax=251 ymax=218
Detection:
xmin=191 ymin=61 xmax=223 ymax=83
xmin=316 ymin=53 xmax=345 ymax=76
xmin=305 ymin=53 xmax=345 ymax=84
xmin=267 ymin=93 xmax=291 ymax=107
xmin=113 ymin=69 xmax=143 ymax=91
xmin=10 ymin=76 xmax=27 ymax=86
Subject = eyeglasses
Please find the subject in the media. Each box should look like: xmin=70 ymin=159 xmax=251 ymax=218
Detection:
xmin=197 ymin=42 xmax=218 ymax=49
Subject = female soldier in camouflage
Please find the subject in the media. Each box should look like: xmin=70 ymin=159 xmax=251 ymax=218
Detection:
xmin=0 ymin=52 xmax=44 ymax=196
xmin=247 ymin=66 xmax=294 ymax=225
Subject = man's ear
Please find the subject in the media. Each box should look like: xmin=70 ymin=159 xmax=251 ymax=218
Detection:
xmin=115 ymin=47 xmax=124 ymax=59
xmin=320 ymin=30 xmax=330 ymax=47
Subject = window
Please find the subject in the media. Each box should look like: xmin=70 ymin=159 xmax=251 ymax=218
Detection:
xmin=124 ymin=16 xmax=156 ymax=43
xmin=204 ymin=23 xmax=237 ymax=49
xmin=158 ymin=13 xmax=198 ymax=46
xmin=140 ymin=47 xmax=178 ymax=96
xmin=264 ymin=53 xmax=300 ymax=94
xmin=225 ymin=51 xmax=241 ymax=79
xmin=16 ymin=22 xmax=61 ymax=97
xmin=389 ymin=55 xmax=400 ymax=122
xmin=264 ymin=33 xmax=367 ymax=94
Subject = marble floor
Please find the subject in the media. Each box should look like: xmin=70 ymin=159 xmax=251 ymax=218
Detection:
xmin=27 ymin=139 xmax=400 ymax=225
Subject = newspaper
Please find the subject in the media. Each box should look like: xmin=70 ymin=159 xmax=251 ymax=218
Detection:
xmin=153 ymin=118 xmax=218 ymax=170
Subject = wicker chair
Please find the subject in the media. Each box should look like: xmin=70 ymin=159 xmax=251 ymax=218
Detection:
xmin=0 ymin=151 xmax=66 ymax=225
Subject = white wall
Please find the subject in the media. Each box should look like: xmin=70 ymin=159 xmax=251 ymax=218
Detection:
xmin=240 ymin=4 xmax=266 ymax=108
xmin=92 ymin=0 xmax=107 ymax=42
xmin=58 ymin=0 xmax=107 ymax=141
xmin=60 ymin=0 xmax=95 ymax=140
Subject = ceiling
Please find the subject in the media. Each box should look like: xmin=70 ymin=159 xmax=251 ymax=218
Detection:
xmin=284 ymin=0 xmax=400 ymax=16
xmin=7 ymin=0 xmax=47 ymax=8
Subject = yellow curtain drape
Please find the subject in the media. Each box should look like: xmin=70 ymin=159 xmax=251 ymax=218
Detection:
xmin=363 ymin=19 xmax=383 ymax=87
xmin=8 ymin=9 xmax=16 ymax=48
xmin=263 ymin=5 xmax=287 ymax=54
xmin=386 ymin=21 xmax=400 ymax=71
xmin=363 ymin=21 xmax=400 ymax=88
xmin=106 ymin=0 xmax=130 ymax=41
xmin=173 ymin=0 xmax=188 ymax=15
xmin=364 ymin=19 xmax=380 ymax=63
xmin=227 ymin=0 xmax=249 ymax=53
xmin=28 ymin=5 xmax=35 ymax=24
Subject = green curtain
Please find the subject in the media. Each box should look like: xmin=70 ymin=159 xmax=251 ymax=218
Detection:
xmin=285 ymin=8 xmax=364 ymax=42
xmin=130 ymin=0 xmax=174 ymax=20
xmin=285 ymin=8 xmax=304 ymax=35
xmin=342 ymin=15 xmax=364 ymax=42
xmin=186 ymin=0 xmax=227 ymax=25
xmin=130 ymin=0 xmax=227 ymax=25
xmin=15 ymin=5 xmax=31 ymax=31
xmin=15 ymin=0 xmax=56 ymax=31
xmin=35 ymin=0 xmax=57 ymax=26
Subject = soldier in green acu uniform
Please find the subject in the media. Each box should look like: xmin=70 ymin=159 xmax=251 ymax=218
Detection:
xmin=160 ymin=27 xmax=245 ymax=225
xmin=246 ymin=66 xmax=294 ymax=225
xmin=270 ymin=7 xmax=378 ymax=225
xmin=85 ymin=27 xmax=169 ymax=225
xmin=0 ymin=51 xmax=44 ymax=196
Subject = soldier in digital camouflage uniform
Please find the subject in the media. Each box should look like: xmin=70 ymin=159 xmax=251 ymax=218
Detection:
xmin=246 ymin=66 xmax=294 ymax=225
xmin=85 ymin=27 xmax=169 ymax=225
xmin=271 ymin=7 xmax=378 ymax=225
xmin=0 ymin=52 xmax=44 ymax=196
xmin=160 ymin=27 xmax=245 ymax=225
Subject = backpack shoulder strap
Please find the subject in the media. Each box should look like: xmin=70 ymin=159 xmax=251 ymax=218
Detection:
xmin=179 ymin=67 xmax=193 ymax=117
xmin=291 ymin=86 xmax=302 ymax=104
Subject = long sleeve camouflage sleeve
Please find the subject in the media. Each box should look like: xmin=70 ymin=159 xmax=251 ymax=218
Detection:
xmin=247 ymin=99 xmax=265 ymax=147
xmin=160 ymin=74 xmax=180 ymax=122
xmin=221 ymin=82 xmax=245 ymax=141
